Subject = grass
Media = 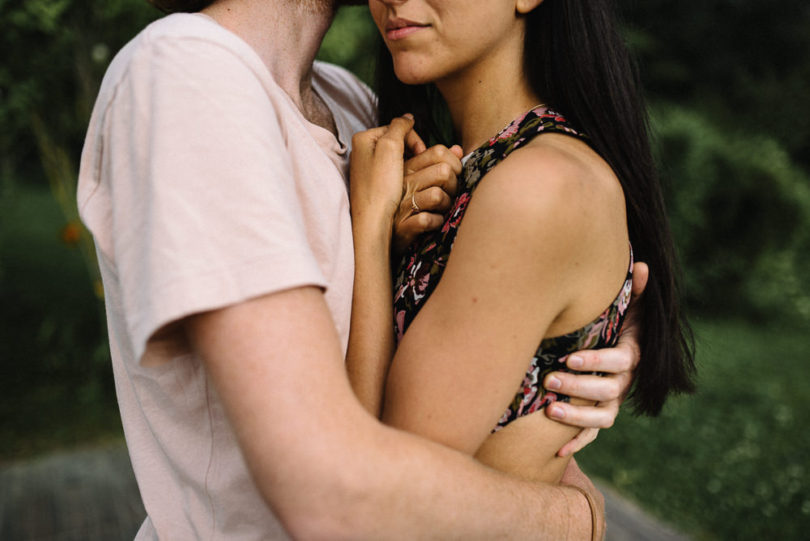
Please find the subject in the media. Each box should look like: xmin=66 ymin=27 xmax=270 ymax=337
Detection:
xmin=578 ymin=317 xmax=810 ymax=540
xmin=3 ymin=185 xmax=809 ymax=539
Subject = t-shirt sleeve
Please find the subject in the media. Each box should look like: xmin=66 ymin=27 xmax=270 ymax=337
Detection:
xmin=313 ymin=61 xmax=378 ymax=136
xmin=94 ymin=36 xmax=327 ymax=364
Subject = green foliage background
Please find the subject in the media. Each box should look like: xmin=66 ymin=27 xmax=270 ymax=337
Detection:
xmin=1 ymin=1 xmax=808 ymax=539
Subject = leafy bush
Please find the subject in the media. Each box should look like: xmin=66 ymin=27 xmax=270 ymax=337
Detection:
xmin=579 ymin=319 xmax=810 ymax=540
xmin=0 ymin=0 xmax=158 ymax=187
xmin=621 ymin=0 xmax=810 ymax=168
xmin=653 ymin=105 xmax=810 ymax=324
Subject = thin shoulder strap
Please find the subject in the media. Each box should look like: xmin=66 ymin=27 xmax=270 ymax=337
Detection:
xmin=461 ymin=106 xmax=589 ymax=192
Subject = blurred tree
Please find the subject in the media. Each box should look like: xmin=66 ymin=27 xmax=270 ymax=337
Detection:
xmin=655 ymin=105 xmax=810 ymax=323
xmin=0 ymin=2 xmax=160 ymax=458
xmin=0 ymin=0 xmax=157 ymax=187
xmin=620 ymin=0 xmax=810 ymax=169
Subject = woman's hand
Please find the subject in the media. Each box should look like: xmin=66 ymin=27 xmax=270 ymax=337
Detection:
xmin=350 ymin=115 xmax=421 ymax=230
xmin=347 ymin=115 xmax=442 ymax=415
xmin=392 ymin=143 xmax=464 ymax=257
xmin=351 ymin=116 xmax=462 ymax=254
xmin=545 ymin=262 xmax=649 ymax=457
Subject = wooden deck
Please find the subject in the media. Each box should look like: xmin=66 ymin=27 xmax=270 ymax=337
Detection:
xmin=0 ymin=444 xmax=690 ymax=540
xmin=0 ymin=445 xmax=144 ymax=540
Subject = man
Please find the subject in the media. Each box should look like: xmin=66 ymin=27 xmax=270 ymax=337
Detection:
xmin=78 ymin=0 xmax=642 ymax=538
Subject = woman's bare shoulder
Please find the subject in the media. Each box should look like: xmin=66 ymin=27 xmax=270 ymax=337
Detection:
xmin=467 ymin=132 xmax=631 ymax=336
xmin=510 ymin=133 xmax=621 ymax=199
xmin=471 ymin=133 xmax=626 ymax=243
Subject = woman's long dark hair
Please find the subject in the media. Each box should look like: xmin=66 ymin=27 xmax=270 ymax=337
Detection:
xmin=377 ymin=0 xmax=696 ymax=416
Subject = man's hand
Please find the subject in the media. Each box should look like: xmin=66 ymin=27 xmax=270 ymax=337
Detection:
xmin=545 ymin=262 xmax=649 ymax=457
xmin=392 ymin=139 xmax=463 ymax=257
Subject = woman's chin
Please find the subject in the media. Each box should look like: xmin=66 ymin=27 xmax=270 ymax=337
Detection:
xmin=393 ymin=68 xmax=434 ymax=87
xmin=391 ymin=59 xmax=439 ymax=86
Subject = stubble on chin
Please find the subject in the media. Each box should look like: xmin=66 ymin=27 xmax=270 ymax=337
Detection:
xmin=287 ymin=0 xmax=365 ymax=17
xmin=294 ymin=0 xmax=335 ymax=14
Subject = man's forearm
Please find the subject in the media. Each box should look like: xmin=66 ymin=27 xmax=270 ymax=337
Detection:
xmin=269 ymin=415 xmax=595 ymax=540
xmin=187 ymin=288 xmax=596 ymax=540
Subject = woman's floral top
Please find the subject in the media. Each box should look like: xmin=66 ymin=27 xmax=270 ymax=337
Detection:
xmin=392 ymin=105 xmax=634 ymax=432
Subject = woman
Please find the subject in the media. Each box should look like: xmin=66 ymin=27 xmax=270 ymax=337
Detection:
xmin=348 ymin=0 xmax=696 ymax=485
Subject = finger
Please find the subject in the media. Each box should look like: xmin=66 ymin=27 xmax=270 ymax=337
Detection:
xmin=614 ymin=325 xmax=642 ymax=372
xmin=618 ymin=261 xmax=649 ymax=339
xmin=378 ymin=115 xmax=416 ymax=149
xmin=351 ymin=126 xmax=391 ymax=157
xmin=397 ymin=211 xmax=446 ymax=238
xmin=413 ymin=186 xmax=453 ymax=214
xmin=449 ymin=144 xmax=464 ymax=159
xmin=545 ymin=399 xmax=620 ymax=429
xmin=544 ymin=371 xmax=624 ymax=402
xmin=557 ymin=428 xmax=599 ymax=457
xmin=615 ymin=262 xmax=648 ymax=354
xmin=563 ymin=344 xmax=637 ymax=374
xmin=405 ymin=145 xmax=463 ymax=176
xmin=631 ymin=261 xmax=649 ymax=298
xmin=405 ymin=162 xmax=459 ymax=196
xmin=405 ymin=128 xmax=427 ymax=157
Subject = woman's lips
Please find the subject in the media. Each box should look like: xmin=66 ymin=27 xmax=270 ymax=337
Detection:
xmin=385 ymin=18 xmax=429 ymax=41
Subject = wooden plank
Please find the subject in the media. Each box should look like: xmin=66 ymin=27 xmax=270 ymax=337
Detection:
xmin=0 ymin=445 xmax=144 ymax=540
xmin=597 ymin=481 xmax=691 ymax=541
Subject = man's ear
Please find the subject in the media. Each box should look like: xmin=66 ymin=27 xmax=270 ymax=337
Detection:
xmin=516 ymin=0 xmax=544 ymax=16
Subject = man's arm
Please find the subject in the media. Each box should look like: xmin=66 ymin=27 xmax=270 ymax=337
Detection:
xmin=186 ymin=286 xmax=597 ymax=540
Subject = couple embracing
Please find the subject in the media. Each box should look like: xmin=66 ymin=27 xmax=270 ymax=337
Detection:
xmin=78 ymin=0 xmax=694 ymax=539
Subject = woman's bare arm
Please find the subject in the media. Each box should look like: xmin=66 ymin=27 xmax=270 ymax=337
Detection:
xmin=383 ymin=137 xmax=630 ymax=466
xmin=346 ymin=119 xmax=461 ymax=415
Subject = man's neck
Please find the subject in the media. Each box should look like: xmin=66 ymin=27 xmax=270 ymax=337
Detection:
xmin=203 ymin=0 xmax=336 ymax=121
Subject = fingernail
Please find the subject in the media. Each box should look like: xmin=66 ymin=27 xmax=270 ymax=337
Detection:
xmin=549 ymin=405 xmax=565 ymax=420
xmin=547 ymin=376 xmax=562 ymax=390
xmin=403 ymin=113 xmax=414 ymax=120
xmin=568 ymin=355 xmax=584 ymax=369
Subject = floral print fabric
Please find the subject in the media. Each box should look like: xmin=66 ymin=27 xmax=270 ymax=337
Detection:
xmin=392 ymin=106 xmax=633 ymax=432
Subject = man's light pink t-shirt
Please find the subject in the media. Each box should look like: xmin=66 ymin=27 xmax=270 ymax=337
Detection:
xmin=77 ymin=13 xmax=376 ymax=540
